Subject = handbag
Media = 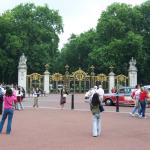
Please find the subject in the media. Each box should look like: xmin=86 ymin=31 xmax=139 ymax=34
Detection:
xmin=99 ymin=104 xmax=104 ymax=112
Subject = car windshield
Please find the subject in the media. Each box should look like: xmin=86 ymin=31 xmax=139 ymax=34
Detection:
xmin=118 ymin=87 xmax=133 ymax=94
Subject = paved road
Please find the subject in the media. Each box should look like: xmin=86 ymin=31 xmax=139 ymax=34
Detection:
xmin=0 ymin=94 xmax=150 ymax=150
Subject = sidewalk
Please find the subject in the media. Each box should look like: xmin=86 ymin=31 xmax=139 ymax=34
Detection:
xmin=0 ymin=107 xmax=150 ymax=150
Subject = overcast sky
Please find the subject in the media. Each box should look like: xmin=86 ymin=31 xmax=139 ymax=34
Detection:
xmin=0 ymin=0 xmax=146 ymax=49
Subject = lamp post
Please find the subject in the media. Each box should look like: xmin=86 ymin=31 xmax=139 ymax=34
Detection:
xmin=90 ymin=65 xmax=95 ymax=88
xmin=116 ymin=91 xmax=119 ymax=112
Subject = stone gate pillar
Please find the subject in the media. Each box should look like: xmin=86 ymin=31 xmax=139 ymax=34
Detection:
xmin=128 ymin=57 xmax=137 ymax=87
xmin=18 ymin=53 xmax=27 ymax=92
xmin=44 ymin=64 xmax=50 ymax=94
xmin=108 ymin=66 xmax=115 ymax=93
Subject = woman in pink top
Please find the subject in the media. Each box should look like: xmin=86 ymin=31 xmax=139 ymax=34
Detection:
xmin=0 ymin=88 xmax=17 ymax=134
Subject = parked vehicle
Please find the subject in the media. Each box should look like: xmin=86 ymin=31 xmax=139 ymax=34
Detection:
xmin=103 ymin=87 xmax=135 ymax=106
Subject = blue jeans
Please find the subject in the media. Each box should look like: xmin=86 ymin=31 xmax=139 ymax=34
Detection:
xmin=132 ymin=100 xmax=141 ymax=114
xmin=0 ymin=109 xmax=14 ymax=134
xmin=92 ymin=113 xmax=101 ymax=136
xmin=139 ymin=101 xmax=146 ymax=117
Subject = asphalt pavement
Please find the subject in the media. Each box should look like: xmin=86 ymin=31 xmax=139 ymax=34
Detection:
xmin=0 ymin=94 xmax=150 ymax=150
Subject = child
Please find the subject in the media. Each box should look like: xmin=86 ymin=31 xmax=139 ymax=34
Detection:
xmin=0 ymin=88 xmax=17 ymax=134
xmin=90 ymin=92 xmax=101 ymax=137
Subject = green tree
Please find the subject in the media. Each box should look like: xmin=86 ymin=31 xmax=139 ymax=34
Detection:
xmin=55 ymin=29 xmax=96 ymax=73
xmin=0 ymin=3 xmax=63 ymax=83
xmin=89 ymin=2 xmax=148 ymax=82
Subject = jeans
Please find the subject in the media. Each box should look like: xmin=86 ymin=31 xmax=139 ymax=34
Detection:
xmin=139 ymin=100 xmax=146 ymax=117
xmin=132 ymin=100 xmax=141 ymax=114
xmin=0 ymin=97 xmax=3 ymax=114
xmin=92 ymin=113 xmax=101 ymax=136
xmin=33 ymin=97 xmax=39 ymax=108
xmin=0 ymin=109 xmax=14 ymax=134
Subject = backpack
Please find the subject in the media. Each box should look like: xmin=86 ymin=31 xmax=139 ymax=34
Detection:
xmin=90 ymin=104 xmax=100 ymax=114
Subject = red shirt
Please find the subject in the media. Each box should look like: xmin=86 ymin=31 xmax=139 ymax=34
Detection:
xmin=139 ymin=90 xmax=147 ymax=101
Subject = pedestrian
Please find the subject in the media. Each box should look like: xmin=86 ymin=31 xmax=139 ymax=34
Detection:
xmin=0 ymin=88 xmax=17 ymax=134
xmin=97 ymin=85 xmax=104 ymax=102
xmin=130 ymin=84 xmax=141 ymax=116
xmin=16 ymin=87 xmax=24 ymax=110
xmin=90 ymin=92 xmax=102 ymax=137
xmin=33 ymin=87 xmax=40 ymax=108
xmin=139 ymin=87 xmax=148 ymax=118
xmin=60 ymin=87 xmax=68 ymax=109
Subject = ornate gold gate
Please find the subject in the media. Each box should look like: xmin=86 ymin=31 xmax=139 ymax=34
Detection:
xmin=115 ymin=74 xmax=128 ymax=89
xmin=49 ymin=68 xmax=109 ymax=93
xmin=69 ymin=68 xmax=90 ymax=93
xmin=26 ymin=66 xmax=128 ymax=94
xmin=26 ymin=73 xmax=44 ymax=93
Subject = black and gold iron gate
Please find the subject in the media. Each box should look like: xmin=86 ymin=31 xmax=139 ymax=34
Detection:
xmin=26 ymin=67 xmax=128 ymax=93
xmin=27 ymin=73 xmax=44 ymax=94
xmin=49 ymin=68 xmax=109 ymax=93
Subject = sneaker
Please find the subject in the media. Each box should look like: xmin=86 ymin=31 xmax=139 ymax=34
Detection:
xmin=138 ymin=115 xmax=142 ymax=118
xmin=129 ymin=112 xmax=135 ymax=117
xmin=93 ymin=135 xmax=97 ymax=137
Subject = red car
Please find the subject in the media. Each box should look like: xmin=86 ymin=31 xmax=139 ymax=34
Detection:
xmin=103 ymin=87 xmax=135 ymax=106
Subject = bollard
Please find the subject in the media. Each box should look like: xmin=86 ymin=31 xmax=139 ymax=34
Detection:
xmin=116 ymin=92 xmax=119 ymax=112
xmin=71 ymin=94 xmax=74 ymax=110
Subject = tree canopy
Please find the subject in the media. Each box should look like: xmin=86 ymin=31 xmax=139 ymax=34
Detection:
xmin=1 ymin=1 xmax=150 ymax=85
xmin=0 ymin=3 xmax=63 ymax=83
xmin=57 ymin=1 xmax=150 ymax=84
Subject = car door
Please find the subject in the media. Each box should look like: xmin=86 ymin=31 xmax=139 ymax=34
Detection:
xmin=117 ymin=88 xmax=125 ymax=104
xmin=124 ymin=88 xmax=134 ymax=105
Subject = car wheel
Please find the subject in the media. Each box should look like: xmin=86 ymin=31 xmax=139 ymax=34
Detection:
xmin=105 ymin=99 xmax=113 ymax=106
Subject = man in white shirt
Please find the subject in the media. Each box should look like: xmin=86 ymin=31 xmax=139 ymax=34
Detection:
xmin=84 ymin=86 xmax=97 ymax=103
xmin=96 ymin=85 xmax=104 ymax=101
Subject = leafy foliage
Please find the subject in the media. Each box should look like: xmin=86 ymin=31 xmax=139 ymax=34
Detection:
xmin=0 ymin=3 xmax=63 ymax=83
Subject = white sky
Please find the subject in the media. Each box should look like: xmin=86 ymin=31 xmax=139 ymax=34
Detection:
xmin=0 ymin=0 xmax=146 ymax=49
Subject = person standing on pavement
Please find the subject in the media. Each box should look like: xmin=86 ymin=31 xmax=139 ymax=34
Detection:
xmin=139 ymin=87 xmax=148 ymax=118
xmin=60 ymin=87 xmax=68 ymax=110
xmin=0 ymin=88 xmax=17 ymax=134
xmin=33 ymin=87 xmax=40 ymax=108
xmin=16 ymin=87 xmax=24 ymax=110
xmin=130 ymin=84 xmax=141 ymax=116
xmin=90 ymin=92 xmax=101 ymax=137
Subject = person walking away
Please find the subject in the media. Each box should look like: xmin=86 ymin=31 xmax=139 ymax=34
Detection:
xmin=60 ymin=87 xmax=68 ymax=109
xmin=90 ymin=92 xmax=101 ymax=137
xmin=0 ymin=86 xmax=5 ymax=115
xmin=130 ymin=84 xmax=141 ymax=116
xmin=0 ymin=88 xmax=17 ymax=134
xmin=33 ymin=87 xmax=40 ymax=108
xmin=139 ymin=87 xmax=148 ymax=118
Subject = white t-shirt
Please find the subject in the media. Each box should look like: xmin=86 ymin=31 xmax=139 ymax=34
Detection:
xmin=97 ymin=88 xmax=104 ymax=101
